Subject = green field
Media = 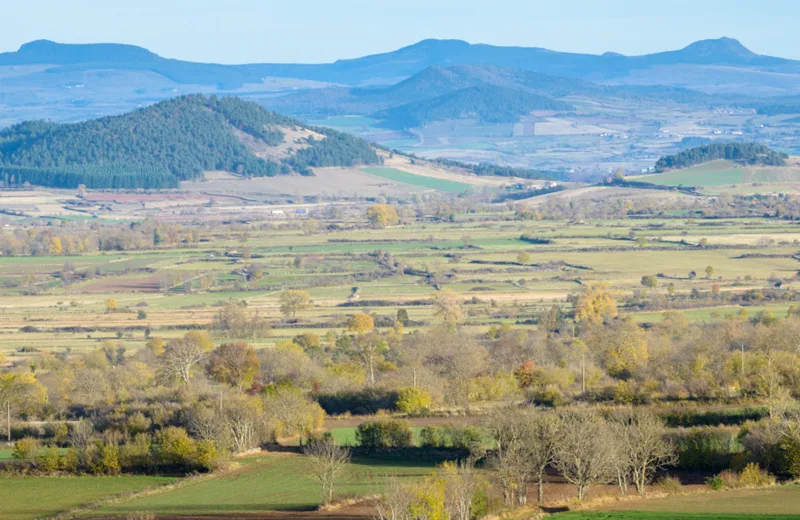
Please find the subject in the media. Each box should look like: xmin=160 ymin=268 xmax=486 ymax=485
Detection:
xmin=361 ymin=167 xmax=473 ymax=193
xmin=98 ymin=455 xmax=435 ymax=516
xmin=568 ymin=485 xmax=800 ymax=518
xmin=0 ymin=475 xmax=176 ymax=520
xmin=637 ymin=161 xmax=744 ymax=187
xmin=558 ymin=514 xmax=800 ymax=520
xmin=638 ymin=160 xmax=800 ymax=189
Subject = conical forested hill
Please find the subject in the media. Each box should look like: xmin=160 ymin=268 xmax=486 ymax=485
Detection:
xmin=0 ymin=94 xmax=380 ymax=189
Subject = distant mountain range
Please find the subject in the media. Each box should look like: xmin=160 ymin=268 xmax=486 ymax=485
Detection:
xmin=2 ymin=37 xmax=800 ymax=127
xmin=2 ymin=37 xmax=797 ymax=88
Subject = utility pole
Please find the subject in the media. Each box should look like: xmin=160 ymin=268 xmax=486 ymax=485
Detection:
xmin=581 ymin=354 xmax=586 ymax=394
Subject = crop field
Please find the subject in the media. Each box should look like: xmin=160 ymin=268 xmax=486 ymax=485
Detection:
xmin=0 ymin=475 xmax=176 ymax=520
xmin=96 ymin=454 xmax=436 ymax=517
xmin=361 ymin=167 xmax=473 ymax=193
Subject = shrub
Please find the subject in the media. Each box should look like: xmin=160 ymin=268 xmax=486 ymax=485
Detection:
xmin=708 ymin=464 xmax=775 ymax=490
xmin=396 ymin=387 xmax=432 ymax=415
xmin=154 ymin=427 xmax=197 ymax=469
xmin=37 ymin=447 xmax=61 ymax=474
xmin=419 ymin=425 xmax=485 ymax=450
xmin=12 ymin=437 xmax=41 ymax=465
xmin=675 ymin=427 xmax=739 ymax=470
xmin=316 ymin=389 xmax=399 ymax=415
xmin=356 ymin=418 xmax=413 ymax=449
xmin=706 ymin=475 xmax=725 ymax=491
xmin=738 ymin=463 xmax=776 ymax=487
xmin=656 ymin=474 xmax=683 ymax=494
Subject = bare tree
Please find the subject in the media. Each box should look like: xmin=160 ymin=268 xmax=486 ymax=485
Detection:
xmin=160 ymin=332 xmax=213 ymax=385
xmin=304 ymin=440 xmax=352 ymax=505
xmin=553 ymin=409 xmax=616 ymax=500
xmin=443 ymin=460 xmax=479 ymax=520
xmin=611 ymin=409 xmax=677 ymax=495
xmin=68 ymin=419 xmax=95 ymax=450
xmin=374 ymin=476 xmax=415 ymax=520
xmin=487 ymin=407 xmax=557 ymax=506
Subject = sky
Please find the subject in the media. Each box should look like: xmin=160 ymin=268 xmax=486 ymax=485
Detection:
xmin=2 ymin=0 xmax=799 ymax=64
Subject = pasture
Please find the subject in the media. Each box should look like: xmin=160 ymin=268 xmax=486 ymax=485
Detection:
xmin=580 ymin=485 xmax=800 ymax=518
xmin=0 ymin=475 xmax=176 ymax=520
xmin=96 ymin=454 xmax=436 ymax=517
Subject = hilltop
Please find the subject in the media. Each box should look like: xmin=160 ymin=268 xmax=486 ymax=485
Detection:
xmin=374 ymin=84 xmax=573 ymax=129
xmin=654 ymin=142 xmax=788 ymax=172
xmin=0 ymin=95 xmax=380 ymax=189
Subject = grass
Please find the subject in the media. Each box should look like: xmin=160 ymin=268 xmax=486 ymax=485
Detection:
xmin=361 ymin=167 xmax=473 ymax=193
xmin=581 ymin=485 xmax=800 ymax=517
xmin=636 ymin=161 xmax=744 ymax=187
xmin=638 ymin=160 xmax=800 ymax=189
xmin=0 ymin=475 xmax=176 ymax=520
xmin=98 ymin=454 xmax=436 ymax=516
xmin=556 ymin=513 xmax=800 ymax=519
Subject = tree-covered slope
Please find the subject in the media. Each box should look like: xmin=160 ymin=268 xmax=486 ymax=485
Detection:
xmin=0 ymin=94 xmax=380 ymax=189
xmin=654 ymin=142 xmax=788 ymax=172
xmin=374 ymin=84 xmax=572 ymax=129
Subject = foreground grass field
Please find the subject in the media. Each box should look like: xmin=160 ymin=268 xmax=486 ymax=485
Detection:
xmin=96 ymin=454 xmax=436 ymax=517
xmin=558 ymin=513 xmax=800 ymax=520
xmin=595 ymin=485 xmax=800 ymax=516
xmin=0 ymin=475 xmax=176 ymax=520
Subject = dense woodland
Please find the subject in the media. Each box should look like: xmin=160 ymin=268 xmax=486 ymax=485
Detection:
xmin=654 ymin=142 xmax=788 ymax=172
xmin=0 ymin=95 xmax=381 ymax=188
xmin=374 ymin=85 xmax=572 ymax=129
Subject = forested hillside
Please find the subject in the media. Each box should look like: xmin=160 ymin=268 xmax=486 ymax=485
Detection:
xmin=374 ymin=85 xmax=572 ymax=129
xmin=0 ymin=95 xmax=380 ymax=189
xmin=654 ymin=142 xmax=788 ymax=171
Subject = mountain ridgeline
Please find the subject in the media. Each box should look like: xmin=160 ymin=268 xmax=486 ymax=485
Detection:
xmin=0 ymin=95 xmax=380 ymax=189
xmin=654 ymin=143 xmax=788 ymax=172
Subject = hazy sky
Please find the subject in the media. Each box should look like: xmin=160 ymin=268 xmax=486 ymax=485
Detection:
xmin=3 ymin=0 xmax=799 ymax=64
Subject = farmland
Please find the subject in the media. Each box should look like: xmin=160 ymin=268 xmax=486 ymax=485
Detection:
xmin=4 ymin=174 xmax=800 ymax=520
xmin=97 ymin=455 xmax=435 ymax=517
xmin=0 ymin=475 xmax=176 ymax=520
xmin=361 ymin=167 xmax=473 ymax=193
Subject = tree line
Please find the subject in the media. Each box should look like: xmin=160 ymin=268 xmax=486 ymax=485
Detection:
xmin=654 ymin=142 xmax=787 ymax=172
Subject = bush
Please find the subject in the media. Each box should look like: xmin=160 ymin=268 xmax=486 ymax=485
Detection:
xmin=657 ymin=474 xmax=683 ymax=494
xmin=708 ymin=464 xmax=776 ymax=490
xmin=739 ymin=463 xmax=776 ymax=487
xmin=675 ymin=427 xmax=739 ymax=470
xmin=419 ymin=425 xmax=485 ymax=450
xmin=706 ymin=475 xmax=725 ymax=491
xmin=12 ymin=437 xmax=41 ymax=464
xmin=316 ymin=389 xmax=399 ymax=415
xmin=356 ymin=419 xmax=413 ymax=449
xmin=396 ymin=387 xmax=432 ymax=415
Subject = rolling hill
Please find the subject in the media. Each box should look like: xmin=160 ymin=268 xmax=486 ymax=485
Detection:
xmin=373 ymin=84 xmax=573 ymax=129
xmin=631 ymin=144 xmax=800 ymax=193
xmin=265 ymin=63 xmax=711 ymax=121
xmin=0 ymin=95 xmax=381 ymax=189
